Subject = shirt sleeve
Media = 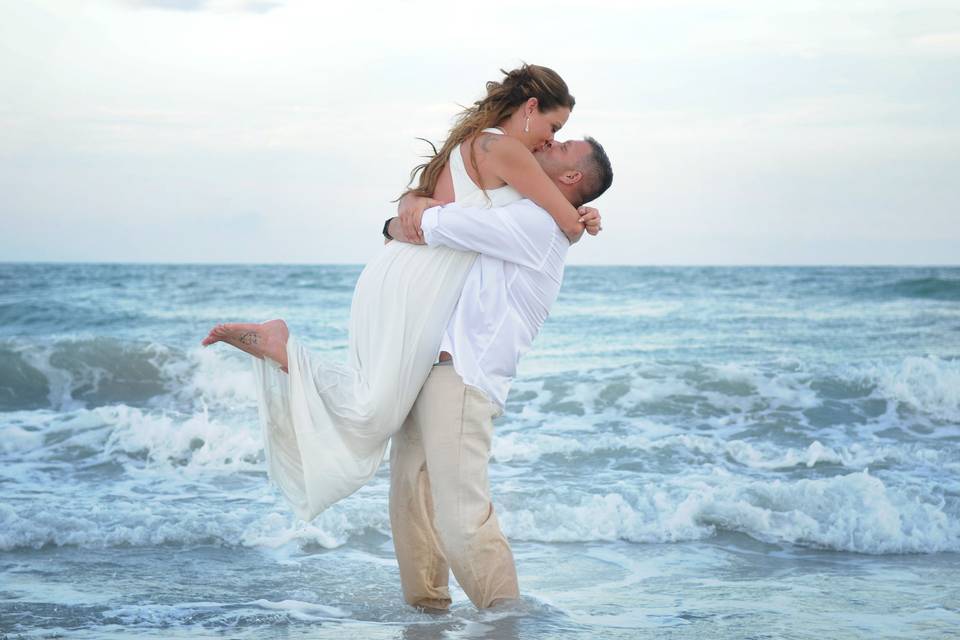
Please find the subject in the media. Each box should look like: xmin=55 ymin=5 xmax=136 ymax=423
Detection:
xmin=419 ymin=199 xmax=558 ymax=269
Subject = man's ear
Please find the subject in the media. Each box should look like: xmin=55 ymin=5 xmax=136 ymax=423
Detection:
xmin=559 ymin=170 xmax=583 ymax=186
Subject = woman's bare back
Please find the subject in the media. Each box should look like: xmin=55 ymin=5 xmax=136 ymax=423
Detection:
xmin=432 ymin=132 xmax=510 ymax=204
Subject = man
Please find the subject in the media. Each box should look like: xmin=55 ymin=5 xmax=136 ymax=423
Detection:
xmin=383 ymin=136 xmax=613 ymax=610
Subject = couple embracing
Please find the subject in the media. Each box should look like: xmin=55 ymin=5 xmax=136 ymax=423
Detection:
xmin=202 ymin=63 xmax=613 ymax=611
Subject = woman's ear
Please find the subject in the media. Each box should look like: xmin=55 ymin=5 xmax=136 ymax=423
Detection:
xmin=526 ymin=97 xmax=539 ymax=114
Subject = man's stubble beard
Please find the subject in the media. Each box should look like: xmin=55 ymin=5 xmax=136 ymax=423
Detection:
xmin=534 ymin=155 xmax=561 ymax=181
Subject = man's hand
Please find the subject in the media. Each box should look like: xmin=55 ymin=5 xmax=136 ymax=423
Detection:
xmin=397 ymin=193 xmax=441 ymax=245
xmin=578 ymin=206 xmax=602 ymax=236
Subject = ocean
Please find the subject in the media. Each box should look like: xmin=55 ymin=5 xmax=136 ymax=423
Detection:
xmin=1 ymin=263 xmax=958 ymax=639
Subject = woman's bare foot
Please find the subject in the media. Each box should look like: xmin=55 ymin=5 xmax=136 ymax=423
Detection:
xmin=201 ymin=322 xmax=261 ymax=357
xmin=201 ymin=319 xmax=289 ymax=372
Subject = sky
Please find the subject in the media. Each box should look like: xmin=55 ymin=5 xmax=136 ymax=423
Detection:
xmin=1 ymin=0 xmax=958 ymax=265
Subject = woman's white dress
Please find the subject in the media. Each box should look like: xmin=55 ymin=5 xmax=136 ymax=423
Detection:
xmin=251 ymin=130 xmax=521 ymax=522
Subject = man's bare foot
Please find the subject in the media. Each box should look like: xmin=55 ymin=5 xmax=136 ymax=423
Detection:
xmin=201 ymin=319 xmax=289 ymax=372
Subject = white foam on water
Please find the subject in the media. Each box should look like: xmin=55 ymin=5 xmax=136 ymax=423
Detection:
xmin=1 ymin=422 xmax=46 ymax=454
xmin=868 ymin=355 xmax=960 ymax=422
xmin=101 ymin=404 xmax=263 ymax=473
xmin=162 ymin=345 xmax=258 ymax=412
xmin=3 ymin=336 xmax=262 ymax=413
xmin=492 ymin=428 xmax=695 ymax=463
xmin=493 ymin=432 xmax=579 ymax=462
xmin=4 ymin=575 xmax=119 ymax=606
xmin=16 ymin=342 xmax=86 ymax=411
xmin=240 ymin=501 xmax=391 ymax=550
xmin=11 ymin=338 xmax=186 ymax=411
xmin=706 ymin=362 xmax=821 ymax=409
xmin=442 ymin=621 xmax=497 ymax=638
xmin=492 ymin=426 xmax=951 ymax=475
xmin=616 ymin=377 xmax=701 ymax=405
xmin=101 ymin=601 xmax=228 ymax=626
xmin=512 ymin=359 xmax=829 ymax=427
xmin=1 ymin=404 xmax=263 ymax=472
xmin=722 ymin=438 xmax=916 ymax=470
xmin=250 ymin=598 xmax=351 ymax=621
xmin=498 ymin=469 xmax=960 ymax=554
xmin=0 ymin=467 xmax=392 ymax=551
xmin=0 ymin=499 xmax=243 ymax=550
xmin=500 ymin=490 xmax=716 ymax=545
xmin=4 ymin=341 xmax=958 ymax=561
xmin=700 ymin=469 xmax=960 ymax=553
xmin=0 ymin=497 xmax=384 ymax=552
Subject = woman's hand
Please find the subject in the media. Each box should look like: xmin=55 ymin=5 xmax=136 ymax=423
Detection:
xmin=397 ymin=193 xmax=441 ymax=245
xmin=578 ymin=206 xmax=602 ymax=236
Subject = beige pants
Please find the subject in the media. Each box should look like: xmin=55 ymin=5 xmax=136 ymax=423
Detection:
xmin=388 ymin=363 xmax=519 ymax=609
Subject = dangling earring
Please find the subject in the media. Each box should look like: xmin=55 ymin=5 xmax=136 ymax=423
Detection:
xmin=524 ymin=116 xmax=530 ymax=133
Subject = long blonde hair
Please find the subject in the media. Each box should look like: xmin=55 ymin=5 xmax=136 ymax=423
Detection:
xmin=403 ymin=64 xmax=575 ymax=198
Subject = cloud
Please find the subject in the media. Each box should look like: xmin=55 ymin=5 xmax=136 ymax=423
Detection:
xmin=133 ymin=0 xmax=205 ymax=10
xmin=910 ymin=31 xmax=960 ymax=55
xmin=130 ymin=0 xmax=284 ymax=13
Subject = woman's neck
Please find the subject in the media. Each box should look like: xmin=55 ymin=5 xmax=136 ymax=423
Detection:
xmin=498 ymin=117 xmax=525 ymax=144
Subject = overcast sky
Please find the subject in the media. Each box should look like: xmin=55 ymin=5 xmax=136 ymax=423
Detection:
xmin=2 ymin=0 xmax=958 ymax=265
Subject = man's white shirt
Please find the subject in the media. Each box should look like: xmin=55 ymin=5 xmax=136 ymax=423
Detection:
xmin=419 ymin=198 xmax=569 ymax=410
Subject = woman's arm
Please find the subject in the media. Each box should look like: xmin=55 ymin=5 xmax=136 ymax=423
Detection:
xmin=396 ymin=176 xmax=456 ymax=244
xmin=484 ymin=136 xmax=587 ymax=242
xmin=389 ymin=196 xmax=443 ymax=243
xmin=395 ymin=192 xmax=431 ymax=245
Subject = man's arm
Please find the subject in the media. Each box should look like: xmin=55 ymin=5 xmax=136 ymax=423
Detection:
xmin=387 ymin=199 xmax=558 ymax=270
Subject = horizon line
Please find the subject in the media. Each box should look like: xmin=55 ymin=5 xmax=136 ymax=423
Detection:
xmin=2 ymin=260 xmax=958 ymax=268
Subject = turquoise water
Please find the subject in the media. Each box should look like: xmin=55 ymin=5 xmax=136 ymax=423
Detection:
xmin=1 ymin=263 xmax=959 ymax=638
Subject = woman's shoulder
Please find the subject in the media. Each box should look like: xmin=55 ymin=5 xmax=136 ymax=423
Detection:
xmin=468 ymin=130 xmax=526 ymax=161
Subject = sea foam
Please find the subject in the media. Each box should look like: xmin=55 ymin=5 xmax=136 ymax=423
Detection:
xmin=870 ymin=355 xmax=960 ymax=422
xmin=498 ymin=469 xmax=959 ymax=554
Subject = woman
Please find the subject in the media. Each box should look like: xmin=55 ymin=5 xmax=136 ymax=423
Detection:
xmin=202 ymin=64 xmax=600 ymax=521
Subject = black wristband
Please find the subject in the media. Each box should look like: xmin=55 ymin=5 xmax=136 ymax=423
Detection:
xmin=382 ymin=217 xmax=394 ymax=240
